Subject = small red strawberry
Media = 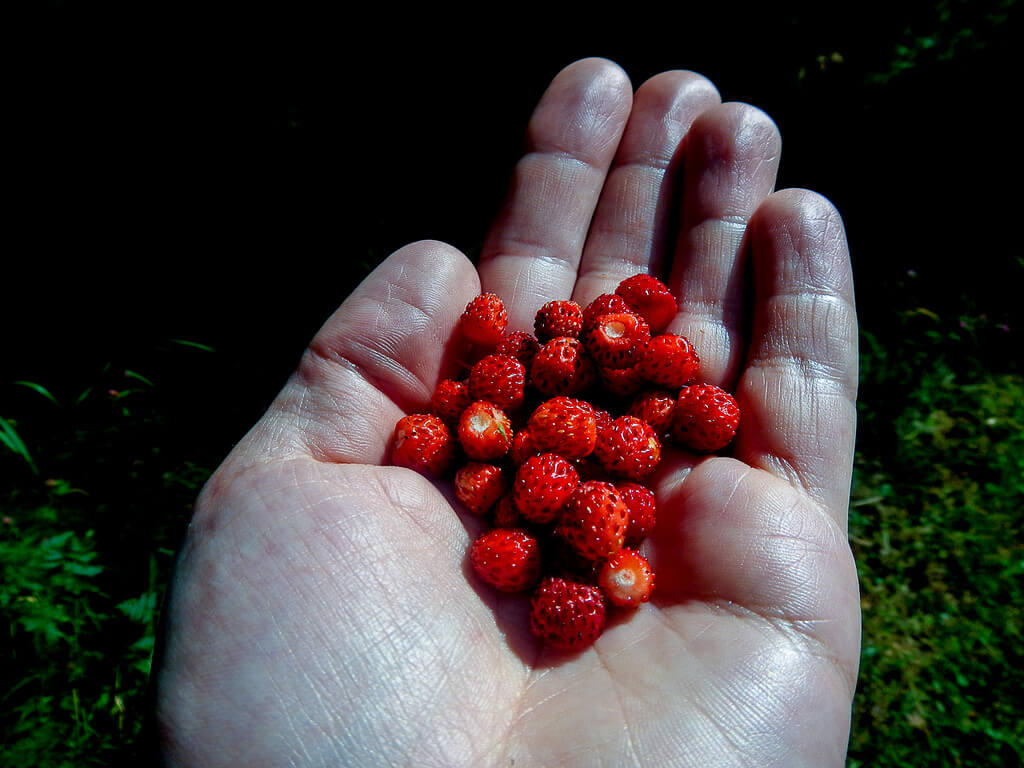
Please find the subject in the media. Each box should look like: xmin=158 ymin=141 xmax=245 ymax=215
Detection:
xmin=636 ymin=334 xmax=700 ymax=389
xmin=534 ymin=300 xmax=584 ymax=342
xmin=390 ymin=414 xmax=456 ymax=477
xmin=469 ymin=354 xmax=526 ymax=412
xmin=618 ymin=482 xmax=657 ymax=547
xmin=581 ymin=293 xmax=631 ymax=334
xmin=513 ymin=453 xmax=580 ymax=524
xmin=583 ymin=310 xmax=651 ymax=370
xmin=528 ymin=396 xmax=598 ymax=460
xmin=457 ymin=400 xmax=513 ymax=461
xmin=598 ymin=548 xmax=655 ymax=608
xmin=529 ymin=576 xmax=607 ymax=651
xmin=454 ymin=462 xmax=508 ymax=515
xmin=530 ymin=337 xmax=596 ymax=397
xmin=598 ymin=365 xmax=645 ymax=398
xmin=495 ymin=331 xmax=541 ymax=371
xmin=557 ymin=480 xmax=629 ymax=561
xmin=492 ymin=492 xmax=521 ymax=528
xmin=593 ymin=415 xmax=662 ymax=481
xmin=508 ymin=426 xmax=539 ymax=465
xmin=461 ymin=293 xmax=508 ymax=347
xmin=470 ymin=528 xmax=543 ymax=592
xmin=626 ymin=388 xmax=677 ymax=436
xmin=615 ymin=274 xmax=678 ymax=334
xmin=670 ymin=383 xmax=741 ymax=452
xmin=430 ymin=378 xmax=473 ymax=427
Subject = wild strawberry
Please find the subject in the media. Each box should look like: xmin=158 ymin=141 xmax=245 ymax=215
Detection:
xmin=626 ymin=388 xmax=677 ymax=436
xmin=534 ymin=300 xmax=584 ymax=342
xmin=636 ymin=333 xmax=700 ymax=389
xmin=618 ymin=482 xmax=657 ymax=547
xmin=430 ymin=378 xmax=473 ymax=427
xmin=495 ymin=331 xmax=541 ymax=371
xmin=508 ymin=426 xmax=539 ymax=465
xmin=469 ymin=354 xmax=526 ymax=412
xmin=671 ymin=383 xmax=741 ymax=452
xmin=557 ymin=480 xmax=629 ymax=561
xmin=461 ymin=292 xmax=508 ymax=347
xmin=593 ymin=408 xmax=615 ymax=435
xmin=513 ymin=453 xmax=580 ymax=524
xmin=581 ymin=293 xmax=631 ymax=334
xmin=454 ymin=462 xmax=507 ymax=515
xmin=530 ymin=337 xmax=596 ymax=397
xmin=391 ymin=414 xmax=456 ymax=477
xmin=593 ymin=416 xmax=662 ymax=481
xmin=528 ymin=396 xmax=597 ymax=460
xmin=492 ymin=492 xmax=521 ymax=528
xmin=583 ymin=310 xmax=651 ymax=370
xmin=599 ymin=365 xmax=645 ymax=398
xmin=470 ymin=528 xmax=543 ymax=592
xmin=616 ymin=274 xmax=677 ymax=334
xmin=529 ymin=576 xmax=607 ymax=651
xmin=457 ymin=400 xmax=513 ymax=461
xmin=598 ymin=548 xmax=655 ymax=608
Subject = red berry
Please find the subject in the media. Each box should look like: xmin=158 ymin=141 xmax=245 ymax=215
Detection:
xmin=391 ymin=414 xmax=456 ymax=477
xmin=508 ymin=426 xmax=539 ymax=465
xmin=626 ymin=388 xmax=677 ymax=436
xmin=670 ymin=383 xmax=741 ymax=452
xmin=557 ymin=480 xmax=630 ymax=561
xmin=469 ymin=354 xmax=526 ymax=412
xmin=636 ymin=334 xmax=700 ymax=389
xmin=492 ymin=492 xmax=521 ymax=528
xmin=583 ymin=310 xmax=651 ymax=370
xmin=618 ymin=482 xmax=657 ymax=547
xmin=616 ymin=274 xmax=678 ymax=334
xmin=529 ymin=576 xmax=607 ymax=651
xmin=593 ymin=415 xmax=662 ymax=481
xmin=470 ymin=528 xmax=543 ymax=592
xmin=457 ymin=400 xmax=513 ymax=461
xmin=454 ymin=462 xmax=507 ymax=515
xmin=528 ymin=396 xmax=598 ymax=460
xmin=534 ymin=300 xmax=584 ymax=342
xmin=495 ymin=331 xmax=541 ymax=370
xmin=461 ymin=293 xmax=508 ymax=346
xmin=598 ymin=548 xmax=655 ymax=608
xmin=582 ymin=293 xmax=631 ymax=334
xmin=598 ymin=365 xmax=645 ymax=398
xmin=430 ymin=378 xmax=473 ymax=427
xmin=513 ymin=453 xmax=581 ymax=524
xmin=530 ymin=337 xmax=596 ymax=397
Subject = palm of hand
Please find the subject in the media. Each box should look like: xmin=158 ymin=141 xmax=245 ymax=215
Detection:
xmin=155 ymin=59 xmax=861 ymax=768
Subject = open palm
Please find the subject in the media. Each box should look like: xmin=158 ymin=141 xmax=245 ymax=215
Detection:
xmin=155 ymin=59 xmax=860 ymax=767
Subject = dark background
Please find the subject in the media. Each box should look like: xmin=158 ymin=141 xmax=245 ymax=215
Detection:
xmin=40 ymin=6 xmax=1018 ymax=452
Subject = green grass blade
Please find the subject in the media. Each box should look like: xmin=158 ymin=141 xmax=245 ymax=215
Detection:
xmin=0 ymin=416 xmax=38 ymax=474
xmin=123 ymin=370 xmax=154 ymax=387
xmin=13 ymin=381 xmax=60 ymax=406
xmin=168 ymin=338 xmax=215 ymax=352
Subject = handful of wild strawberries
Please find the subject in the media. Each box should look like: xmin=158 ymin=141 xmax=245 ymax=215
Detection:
xmin=390 ymin=274 xmax=741 ymax=652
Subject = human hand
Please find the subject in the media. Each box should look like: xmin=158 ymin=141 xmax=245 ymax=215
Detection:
xmin=154 ymin=58 xmax=860 ymax=767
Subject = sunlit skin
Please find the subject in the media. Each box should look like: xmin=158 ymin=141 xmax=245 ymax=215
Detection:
xmin=154 ymin=58 xmax=860 ymax=767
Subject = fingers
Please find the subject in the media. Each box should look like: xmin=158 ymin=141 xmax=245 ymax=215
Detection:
xmin=477 ymin=58 xmax=633 ymax=331
xmin=734 ymin=189 xmax=858 ymax=522
xmin=573 ymin=70 xmax=720 ymax=305
xmin=247 ymin=241 xmax=480 ymax=466
xmin=669 ymin=103 xmax=781 ymax=388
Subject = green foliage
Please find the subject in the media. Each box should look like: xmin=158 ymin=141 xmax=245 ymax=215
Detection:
xmin=1 ymin=343 xmax=215 ymax=766
xmin=848 ymin=305 xmax=1024 ymax=766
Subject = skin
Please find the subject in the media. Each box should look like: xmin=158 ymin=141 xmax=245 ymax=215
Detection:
xmin=153 ymin=58 xmax=861 ymax=767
